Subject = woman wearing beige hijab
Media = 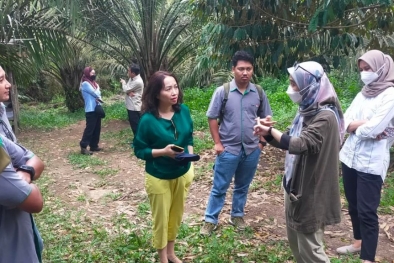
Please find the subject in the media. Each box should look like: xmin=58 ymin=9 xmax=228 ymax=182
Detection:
xmin=337 ymin=50 xmax=394 ymax=263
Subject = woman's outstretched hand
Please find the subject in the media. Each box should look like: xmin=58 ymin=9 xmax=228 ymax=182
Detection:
xmin=254 ymin=124 xmax=270 ymax=136
xmin=254 ymin=116 xmax=276 ymax=136
xmin=255 ymin=115 xmax=277 ymax=127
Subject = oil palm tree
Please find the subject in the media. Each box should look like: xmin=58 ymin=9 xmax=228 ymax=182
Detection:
xmin=0 ymin=0 xmax=79 ymax=84
xmin=0 ymin=0 xmax=95 ymax=111
xmin=83 ymin=0 xmax=196 ymax=82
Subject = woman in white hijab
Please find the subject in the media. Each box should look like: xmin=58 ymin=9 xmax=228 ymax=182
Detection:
xmin=337 ymin=50 xmax=394 ymax=263
xmin=254 ymin=61 xmax=344 ymax=262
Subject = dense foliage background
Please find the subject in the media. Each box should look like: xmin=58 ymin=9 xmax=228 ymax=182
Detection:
xmin=1 ymin=0 xmax=394 ymax=111
xmin=3 ymin=1 xmax=394 ymax=262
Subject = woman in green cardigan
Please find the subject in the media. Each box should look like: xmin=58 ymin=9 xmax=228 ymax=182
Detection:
xmin=134 ymin=71 xmax=194 ymax=263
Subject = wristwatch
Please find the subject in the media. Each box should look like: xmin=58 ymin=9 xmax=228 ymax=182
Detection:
xmin=259 ymin=141 xmax=267 ymax=146
xmin=17 ymin=165 xmax=35 ymax=182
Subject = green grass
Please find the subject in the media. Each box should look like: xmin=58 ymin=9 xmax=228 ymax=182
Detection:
xmin=101 ymin=127 xmax=133 ymax=142
xmin=39 ymin=210 xmax=296 ymax=262
xmin=67 ymin=153 xmax=106 ymax=169
xmin=101 ymin=127 xmax=134 ymax=152
xmin=38 ymin=175 xmax=292 ymax=262
xmin=194 ymin=161 xmax=214 ymax=181
xmin=19 ymin=100 xmax=127 ymax=131
xmin=94 ymin=168 xmax=119 ymax=178
xmin=77 ymin=194 xmax=87 ymax=202
xmin=20 ymin=72 xmax=360 ymax=133
xmin=189 ymin=109 xmax=208 ymax=131
xmin=183 ymin=87 xmax=215 ymax=113
xmin=193 ymin=132 xmax=214 ymax=154
xmin=20 ymin=104 xmax=85 ymax=130
xmin=331 ymin=254 xmax=364 ymax=263
xmin=379 ymin=172 xmax=394 ymax=214
xmin=35 ymin=168 xmax=392 ymax=263
xmin=23 ymin=73 xmax=394 ymax=262
xmin=184 ymin=87 xmax=214 ymax=131
xmin=105 ymin=192 xmax=122 ymax=201
xmin=137 ymin=201 xmax=151 ymax=216
xmin=101 ymin=101 xmax=128 ymax=121
xmin=263 ymin=174 xmax=283 ymax=191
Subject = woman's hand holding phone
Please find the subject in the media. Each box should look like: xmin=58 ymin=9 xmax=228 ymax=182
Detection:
xmin=164 ymin=144 xmax=183 ymax=158
xmin=171 ymin=145 xmax=184 ymax=152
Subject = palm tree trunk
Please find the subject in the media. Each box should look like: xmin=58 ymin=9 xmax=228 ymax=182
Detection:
xmin=60 ymin=68 xmax=84 ymax=112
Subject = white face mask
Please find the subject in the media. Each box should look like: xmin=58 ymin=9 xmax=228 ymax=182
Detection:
xmin=360 ymin=64 xmax=384 ymax=85
xmin=360 ymin=71 xmax=379 ymax=85
xmin=286 ymin=85 xmax=302 ymax=104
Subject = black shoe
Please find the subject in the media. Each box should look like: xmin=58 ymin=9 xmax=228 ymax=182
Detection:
xmin=90 ymin=147 xmax=103 ymax=152
xmin=81 ymin=148 xmax=93 ymax=155
xmin=168 ymin=261 xmax=183 ymax=263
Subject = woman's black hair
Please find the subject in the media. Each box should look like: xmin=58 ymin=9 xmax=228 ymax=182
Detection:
xmin=141 ymin=71 xmax=183 ymax=118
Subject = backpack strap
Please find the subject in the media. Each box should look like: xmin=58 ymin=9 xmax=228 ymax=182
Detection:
xmin=255 ymin=84 xmax=264 ymax=116
xmin=218 ymin=83 xmax=230 ymax=125
xmin=219 ymin=83 xmax=264 ymax=124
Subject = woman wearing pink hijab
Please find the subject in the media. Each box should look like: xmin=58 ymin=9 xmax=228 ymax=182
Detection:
xmin=79 ymin=66 xmax=104 ymax=155
xmin=337 ymin=50 xmax=394 ymax=263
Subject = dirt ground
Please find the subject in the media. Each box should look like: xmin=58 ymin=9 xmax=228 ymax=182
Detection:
xmin=19 ymin=119 xmax=394 ymax=262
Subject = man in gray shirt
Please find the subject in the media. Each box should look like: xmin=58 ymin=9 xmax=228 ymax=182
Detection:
xmin=200 ymin=51 xmax=273 ymax=235
xmin=0 ymin=135 xmax=45 ymax=262
xmin=120 ymin=63 xmax=144 ymax=137
xmin=0 ymin=66 xmax=45 ymax=262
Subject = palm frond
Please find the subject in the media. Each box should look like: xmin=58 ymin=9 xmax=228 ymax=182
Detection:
xmin=82 ymin=0 xmax=197 ymax=81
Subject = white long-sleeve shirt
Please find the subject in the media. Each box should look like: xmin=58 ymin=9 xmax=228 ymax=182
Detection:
xmin=122 ymin=74 xmax=144 ymax=111
xmin=340 ymin=87 xmax=394 ymax=181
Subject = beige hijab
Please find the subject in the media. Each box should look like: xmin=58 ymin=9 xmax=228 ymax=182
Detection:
xmin=359 ymin=50 xmax=394 ymax=98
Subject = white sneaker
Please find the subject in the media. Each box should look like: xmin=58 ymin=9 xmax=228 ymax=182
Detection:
xmin=336 ymin=244 xmax=361 ymax=254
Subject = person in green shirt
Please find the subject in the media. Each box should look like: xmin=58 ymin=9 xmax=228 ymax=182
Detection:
xmin=134 ymin=71 xmax=194 ymax=263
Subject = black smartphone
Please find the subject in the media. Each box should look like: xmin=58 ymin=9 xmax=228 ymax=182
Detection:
xmin=171 ymin=145 xmax=184 ymax=152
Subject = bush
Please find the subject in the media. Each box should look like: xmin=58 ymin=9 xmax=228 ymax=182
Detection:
xmin=19 ymin=72 xmax=64 ymax=103
xmin=20 ymin=73 xmax=361 ymax=137
xmin=20 ymin=104 xmax=85 ymax=131
xmin=183 ymin=72 xmax=361 ymax=133
xmin=329 ymin=70 xmax=360 ymax=110
xmin=98 ymin=77 xmax=123 ymax=98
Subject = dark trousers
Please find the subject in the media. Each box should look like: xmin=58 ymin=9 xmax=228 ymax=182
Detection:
xmin=80 ymin=112 xmax=102 ymax=149
xmin=341 ymin=163 xmax=383 ymax=261
xmin=127 ymin=110 xmax=140 ymax=136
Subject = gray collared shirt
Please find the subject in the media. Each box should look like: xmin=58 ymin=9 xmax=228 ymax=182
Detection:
xmin=206 ymin=80 xmax=272 ymax=155
xmin=0 ymin=135 xmax=41 ymax=263
xmin=0 ymin=103 xmax=16 ymax=143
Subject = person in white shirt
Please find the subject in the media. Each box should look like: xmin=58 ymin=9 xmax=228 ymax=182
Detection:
xmin=337 ymin=50 xmax=394 ymax=263
xmin=120 ymin=64 xmax=144 ymax=137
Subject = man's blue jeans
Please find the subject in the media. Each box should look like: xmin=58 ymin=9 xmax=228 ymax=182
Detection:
xmin=204 ymin=148 xmax=261 ymax=224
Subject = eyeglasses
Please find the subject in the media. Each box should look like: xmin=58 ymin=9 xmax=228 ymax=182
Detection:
xmin=293 ymin=61 xmax=321 ymax=82
xmin=170 ymin=120 xmax=178 ymax=140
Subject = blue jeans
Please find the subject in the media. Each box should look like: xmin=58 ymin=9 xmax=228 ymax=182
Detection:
xmin=204 ymin=148 xmax=260 ymax=224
